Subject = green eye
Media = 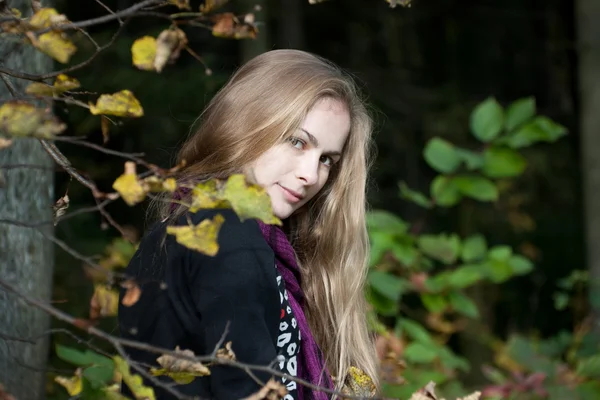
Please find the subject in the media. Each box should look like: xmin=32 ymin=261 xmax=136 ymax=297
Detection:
xmin=289 ymin=137 xmax=305 ymax=149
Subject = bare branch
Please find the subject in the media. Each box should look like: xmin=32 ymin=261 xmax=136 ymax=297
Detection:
xmin=0 ymin=72 xmax=17 ymax=96
xmin=93 ymin=0 xmax=123 ymax=25
xmin=35 ymin=0 xmax=164 ymax=35
xmin=0 ymin=332 xmax=36 ymax=344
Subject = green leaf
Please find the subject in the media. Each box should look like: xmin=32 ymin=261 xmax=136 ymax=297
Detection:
xmin=505 ymin=97 xmax=536 ymax=131
xmin=399 ymin=181 xmax=433 ymax=209
xmin=456 ymin=148 xmax=484 ymax=170
xmin=436 ymin=346 xmax=471 ymax=372
xmin=425 ymin=270 xmax=452 ymax=292
xmin=470 ymin=97 xmax=505 ymax=142
xmin=449 ymin=291 xmax=479 ymax=318
xmin=403 ymin=342 xmax=438 ymax=364
xmin=368 ymin=270 xmax=408 ymax=302
xmin=418 ymin=233 xmax=461 ymax=265
xmin=423 ymin=137 xmax=461 ymax=174
xmin=509 ymin=255 xmax=534 ymax=275
xmin=368 ymin=231 xmax=395 ymax=267
xmin=485 ymin=259 xmax=513 ymax=283
xmin=489 ymin=246 xmax=512 ymax=261
xmin=367 ymin=288 xmax=398 ymax=316
xmin=482 ymin=146 xmax=527 ymax=178
xmin=461 ymin=234 xmax=487 ymax=262
xmin=453 ymin=175 xmax=499 ymax=202
xmin=431 ymin=175 xmax=461 ymax=207
xmin=506 ymin=116 xmax=568 ymax=148
xmin=553 ymin=292 xmax=569 ymax=310
xmin=396 ymin=319 xmax=434 ymax=344
xmin=421 ymin=293 xmax=448 ymax=313
xmin=55 ymin=345 xmax=114 ymax=388
xmin=113 ymin=356 xmax=156 ymax=400
xmin=448 ymin=265 xmax=483 ymax=289
xmin=391 ymin=240 xmax=419 ymax=266
xmin=367 ymin=210 xmax=409 ymax=235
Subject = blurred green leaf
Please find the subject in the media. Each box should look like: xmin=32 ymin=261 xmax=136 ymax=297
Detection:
xmin=368 ymin=231 xmax=395 ymax=267
xmin=396 ymin=319 xmax=433 ymax=344
xmin=423 ymin=138 xmax=461 ymax=174
xmin=367 ymin=210 xmax=409 ymax=235
xmin=366 ymin=288 xmax=398 ymax=316
xmin=449 ymin=291 xmax=479 ymax=318
xmin=368 ymin=270 xmax=408 ymax=302
xmin=399 ymin=181 xmax=433 ymax=209
xmin=505 ymin=97 xmax=536 ymax=131
xmin=55 ymin=344 xmax=114 ymax=388
xmin=403 ymin=342 xmax=438 ymax=363
xmin=461 ymin=234 xmax=488 ymax=262
xmin=553 ymin=292 xmax=569 ymax=310
xmin=431 ymin=175 xmax=462 ymax=207
xmin=421 ymin=293 xmax=448 ymax=313
xmin=482 ymin=146 xmax=527 ymax=178
xmin=576 ymin=355 xmax=600 ymax=379
xmin=488 ymin=246 xmax=513 ymax=261
xmin=436 ymin=346 xmax=470 ymax=372
xmin=418 ymin=233 xmax=461 ymax=265
xmin=509 ymin=254 xmax=534 ymax=275
xmin=391 ymin=240 xmax=419 ymax=266
xmin=470 ymin=97 xmax=504 ymax=142
xmin=453 ymin=175 xmax=499 ymax=202
xmin=485 ymin=259 xmax=513 ymax=283
xmin=506 ymin=335 xmax=558 ymax=377
xmin=448 ymin=265 xmax=483 ymax=289
xmin=456 ymin=148 xmax=484 ymax=170
xmin=506 ymin=116 xmax=568 ymax=148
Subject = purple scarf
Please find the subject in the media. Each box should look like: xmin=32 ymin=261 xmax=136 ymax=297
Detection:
xmin=256 ymin=220 xmax=334 ymax=400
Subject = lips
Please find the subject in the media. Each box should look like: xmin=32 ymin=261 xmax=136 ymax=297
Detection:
xmin=278 ymin=184 xmax=304 ymax=202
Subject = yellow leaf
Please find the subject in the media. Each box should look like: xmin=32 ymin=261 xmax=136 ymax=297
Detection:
xmin=212 ymin=12 xmax=258 ymax=39
xmin=25 ymin=74 xmax=80 ymax=97
xmin=98 ymin=237 xmax=139 ymax=271
xmin=0 ymin=138 xmax=13 ymax=149
xmin=131 ymin=36 xmax=156 ymax=71
xmin=89 ymin=90 xmax=144 ymax=118
xmin=0 ymin=101 xmax=66 ymax=138
xmin=163 ymin=178 xmax=177 ymax=192
xmin=154 ymin=28 xmax=188 ymax=73
xmin=54 ymin=74 xmax=80 ymax=91
xmin=90 ymin=284 xmax=119 ymax=319
xmin=143 ymin=176 xmax=178 ymax=193
xmin=29 ymin=7 xmax=68 ymax=29
xmin=341 ymin=366 xmax=377 ymax=397
xmin=113 ymin=161 xmax=147 ymax=206
xmin=113 ymin=356 xmax=156 ymax=400
xmin=189 ymin=180 xmax=229 ymax=212
xmin=166 ymin=213 xmax=224 ymax=256
xmin=30 ymin=31 xmax=77 ymax=64
xmin=223 ymin=174 xmax=281 ymax=225
xmin=169 ymin=0 xmax=191 ymax=9
xmin=11 ymin=8 xmax=22 ymax=18
xmin=200 ymin=0 xmax=229 ymax=13
xmin=54 ymin=373 xmax=82 ymax=396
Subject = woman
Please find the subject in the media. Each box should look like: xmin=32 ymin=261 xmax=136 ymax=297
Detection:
xmin=118 ymin=49 xmax=379 ymax=399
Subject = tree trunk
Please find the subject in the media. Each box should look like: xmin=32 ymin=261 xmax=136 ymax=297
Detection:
xmin=0 ymin=0 xmax=55 ymax=398
xmin=576 ymin=0 xmax=600 ymax=334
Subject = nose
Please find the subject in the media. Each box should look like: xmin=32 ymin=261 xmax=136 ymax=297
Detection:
xmin=296 ymin=154 xmax=320 ymax=186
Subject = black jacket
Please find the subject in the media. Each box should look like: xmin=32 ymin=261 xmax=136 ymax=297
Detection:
xmin=118 ymin=208 xmax=282 ymax=399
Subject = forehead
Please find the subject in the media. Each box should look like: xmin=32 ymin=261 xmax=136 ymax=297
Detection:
xmin=301 ymin=98 xmax=351 ymax=150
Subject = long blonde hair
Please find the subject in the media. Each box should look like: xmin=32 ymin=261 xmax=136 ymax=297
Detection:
xmin=154 ymin=49 xmax=379 ymax=390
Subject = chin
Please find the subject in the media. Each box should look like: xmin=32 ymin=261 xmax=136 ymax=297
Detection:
xmin=272 ymin=202 xmax=295 ymax=220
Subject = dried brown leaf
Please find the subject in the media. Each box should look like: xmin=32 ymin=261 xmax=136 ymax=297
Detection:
xmin=169 ymin=0 xmax=191 ymax=9
xmin=101 ymin=116 xmax=111 ymax=144
xmin=212 ymin=12 xmax=258 ymax=39
xmin=241 ymin=378 xmax=288 ymax=400
xmin=156 ymin=346 xmax=211 ymax=375
xmin=154 ymin=28 xmax=188 ymax=72
xmin=120 ymin=279 xmax=142 ymax=306
xmin=216 ymin=341 xmax=236 ymax=361
xmin=52 ymin=194 xmax=69 ymax=224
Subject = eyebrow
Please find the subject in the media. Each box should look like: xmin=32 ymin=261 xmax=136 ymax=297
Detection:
xmin=300 ymin=128 xmax=342 ymax=157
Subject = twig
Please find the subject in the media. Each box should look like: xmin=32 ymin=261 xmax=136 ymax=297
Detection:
xmin=0 ymin=72 xmax=17 ymax=96
xmin=35 ymin=0 xmax=164 ymax=35
xmin=39 ymin=140 xmax=102 ymax=197
xmin=94 ymin=0 xmax=123 ymax=25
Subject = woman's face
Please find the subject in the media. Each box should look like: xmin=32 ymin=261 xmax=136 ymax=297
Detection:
xmin=247 ymin=98 xmax=351 ymax=220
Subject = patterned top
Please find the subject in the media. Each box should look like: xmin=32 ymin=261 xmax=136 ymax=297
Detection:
xmin=274 ymin=268 xmax=301 ymax=400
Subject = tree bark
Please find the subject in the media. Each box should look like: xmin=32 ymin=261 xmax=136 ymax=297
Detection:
xmin=576 ymin=0 xmax=600 ymax=334
xmin=0 ymin=0 xmax=55 ymax=398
